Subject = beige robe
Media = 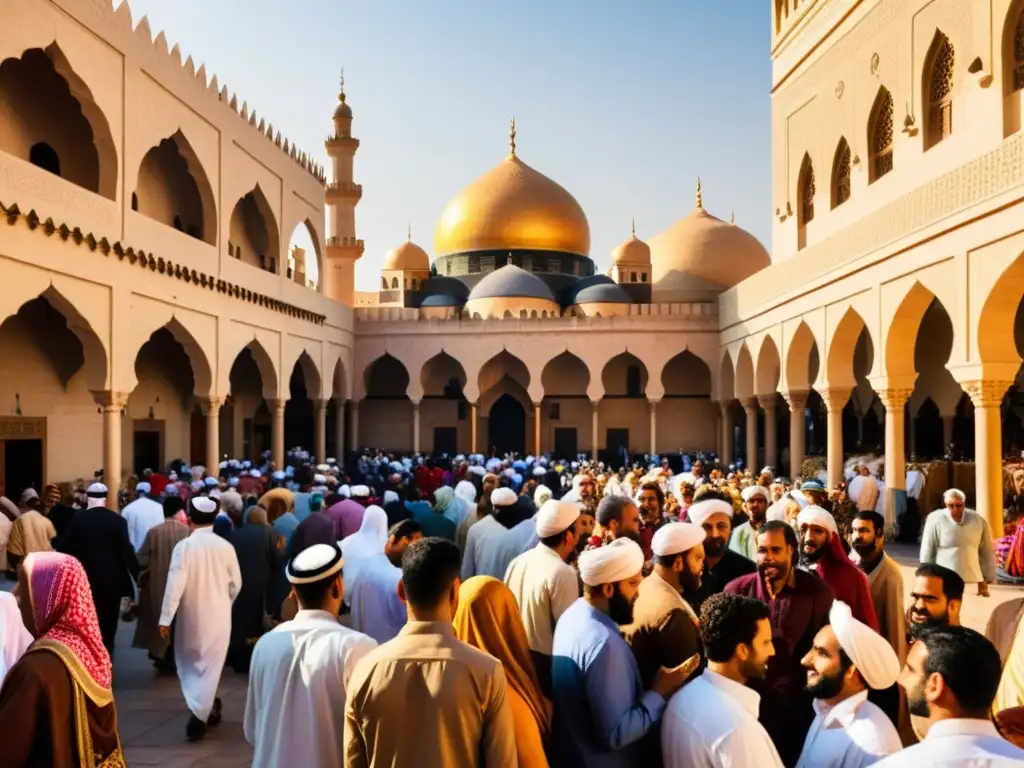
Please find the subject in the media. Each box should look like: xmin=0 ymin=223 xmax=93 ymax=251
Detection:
xmin=623 ymin=570 xmax=701 ymax=689
xmin=7 ymin=510 xmax=55 ymax=558
xmin=864 ymin=552 xmax=907 ymax=664
xmin=132 ymin=518 xmax=189 ymax=657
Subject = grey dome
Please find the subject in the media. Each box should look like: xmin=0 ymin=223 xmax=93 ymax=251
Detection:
xmin=467 ymin=264 xmax=556 ymax=302
xmin=420 ymin=293 xmax=463 ymax=308
xmin=574 ymin=281 xmax=632 ymax=304
xmin=419 ymin=275 xmax=470 ymax=301
xmin=562 ymin=273 xmax=616 ymax=304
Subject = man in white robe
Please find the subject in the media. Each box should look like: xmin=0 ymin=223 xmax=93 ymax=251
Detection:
xmin=245 ymin=543 xmax=376 ymax=767
xmin=349 ymin=520 xmax=422 ymax=643
xmin=122 ymin=481 xmax=165 ymax=552
xmin=797 ymin=600 xmax=902 ymax=767
xmin=159 ymin=496 xmax=242 ymax=741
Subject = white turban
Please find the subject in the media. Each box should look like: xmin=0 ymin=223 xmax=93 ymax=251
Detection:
xmin=313 ymin=473 xmax=327 ymax=485
xmin=339 ymin=484 xmax=351 ymax=498
xmin=687 ymin=498 xmax=733 ymax=528
xmin=491 ymin=487 xmax=517 ymax=508
xmin=766 ymin=500 xmax=789 ymax=522
xmin=351 ymin=485 xmax=370 ymax=498
xmin=829 ymin=600 xmax=900 ymax=690
xmin=796 ymin=505 xmax=837 ymax=536
xmin=86 ymin=482 xmax=108 ymax=509
xmin=535 ymin=499 xmax=580 ymax=538
xmin=578 ymin=538 xmax=645 ymax=587
xmin=534 ymin=484 xmax=553 ymax=508
xmin=135 ymin=482 xmax=152 ymax=495
xmin=651 ymin=522 xmax=705 ymax=557
xmin=383 ymin=490 xmax=399 ymax=505
xmin=741 ymin=486 xmax=770 ymax=503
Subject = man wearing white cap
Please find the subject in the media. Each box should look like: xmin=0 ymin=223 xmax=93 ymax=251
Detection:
xmin=245 ymin=543 xmax=377 ymax=767
xmin=461 ymin=487 xmax=519 ymax=580
xmin=796 ymin=600 xmax=902 ymax=767
xmin=123 ymin=480 xmax=164 ymax=552
xmin=729 ymin=485 xmax=771 ymax=562
xmin=159 ymin=495 xmax=242 ymax=741
xmin=551 ymin=538 xmax=693 ymax=767
xmin=504 ymin=499 xmax=583 ymax=692
xmin=689 ymin=490 xmax=755 ymax=611
xmin=625 ymin=522 xmax=705 ymax=691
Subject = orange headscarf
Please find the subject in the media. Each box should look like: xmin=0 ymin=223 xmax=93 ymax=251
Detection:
xmin=453 ymin=576 xmax=551 ymax=735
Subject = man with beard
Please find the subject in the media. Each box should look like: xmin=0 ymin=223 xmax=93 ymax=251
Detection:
xmin=626 ymin=522 xmax=705 ymax=690
xmin=730 ymin=485 xmax=771 ymax=561
xmin=906 ymin=563 xmax=963 ymax=636
xmin=850 ymin=511 xmax=906 ymax=665
xmin=725 ymin=520 xmax=834 ymax=766
xmin=874 ymin=627 xmax=1024 ymax=766
xmin=586 ymin=495 xmax=643 ymax=550
xmin=637 ymin=483 xmax=668 ymax=561
xmin=798 ymin=505 xmax=879 ymax=631
xmin=689 ymin=491 xmax=756 ymax=611
xmin=661 ymin=592 xmax=783 ymax=768
xmin=796 ymin=600 xmax=902 ymax=767
xmin=551 ymin=538 xmax=693 ymax=767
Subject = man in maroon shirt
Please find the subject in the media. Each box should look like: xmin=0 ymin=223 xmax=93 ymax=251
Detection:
xmin=724 ymin=520 xmax=834 ymax=766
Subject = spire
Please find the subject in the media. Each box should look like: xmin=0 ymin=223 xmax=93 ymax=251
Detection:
xmin=631 ymin=215 xmax=636 ymax=237
xmin=338 ymin=67 xmax=346 ymax=104
xmin=407 ymin=221 xmax=412 ymax=241
xmin=509 ymin=117 xmax=516 ymax=158
xmin=730 ymin=206 xmax=735 ymax=224
xmin=696 ymin=176 xmax=703 ymax=209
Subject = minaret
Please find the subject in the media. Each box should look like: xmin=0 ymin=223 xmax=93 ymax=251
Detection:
xmin=324 ymin=68 xmax=364 ymax=306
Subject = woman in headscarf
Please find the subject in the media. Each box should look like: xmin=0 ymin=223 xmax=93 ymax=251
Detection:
xmin=453 ymin=576 xmax=551 ymax=768
xmin=339 ymin=505 xmax=389 ymax=606
xmin=433 ymin=485 xmax=470 ymax=528
xmin=0 ymin=551 xmax=125 ymax=766
xmin=0 ymin=591 xmax=31 ymax=685
xmin=454 ymin=479 xmax=477 ymax=508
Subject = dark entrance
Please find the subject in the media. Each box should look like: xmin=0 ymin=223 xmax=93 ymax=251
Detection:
xmin=554 ymin=427 xmax=577 ymax=460
xmin=433 ymin=427 xmax=458 ymax=456
xmin=489 ymin=394 xmax=526 ymax=455
xmin=604 ymin=428 xmax=630 ymax=467
xmin=3 ymin=439 xmax=43 ymax=500
xmin=134 ymin=430 xmax=162 ymax=474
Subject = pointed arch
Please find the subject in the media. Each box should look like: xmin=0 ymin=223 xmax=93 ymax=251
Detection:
xmin=718 ymin=350 xmax=736 ymax=403
xmin=885 ymin=282 xmax=940 ymax=381
xmin=364 ymin=354 xmax=410 ymax=399
xmin=421 ymin=352 xmax=468 ymax=397
xmin=797 ymin=153 xmax=815 ymax=250
xmin=135 ymin=129 xmax=217 ymax=244
xmin=924 ymin=30 xmax=955 ymax=150
xmin=826 ymin=308 xmax=871 ymax=389
xmin=662 ymin=350 xmax=712 ymax=396
xmin=542 ymin=351 xmax=590 ymax=396
xmin=1005 ymin=1 xmax=1024 ymax=94
xmin=332 ymin=356 xmax=349 ymax=401
xmin=734 ymin=344 xmax=755 ymax=400
xmin=868 ymin=87 xmax=894 ymax=182
xmin=755 ymin=336 xmax=781 ymax=396
xmin=601 ymin=352 xmax=648 ymax=398
xmin=479 ymin=350 xmax=530 ymax=395
xmin=786 ymin=320 xmax=818 ymax=393
xmin=290 ymin=350 xmax=322 ymax=401
xmin=288 ymin=219 xmax=324 ymax=292
xmin=977 ymin=252 xmax=1024 ymax=366
xmin=831 ymin=137 xmax=851 ymax=209
xmin=230 ymin=184 xmax=281 ymax=275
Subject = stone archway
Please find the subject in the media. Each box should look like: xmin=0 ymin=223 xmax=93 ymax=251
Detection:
xmin=660 ymin=350 xmax=715 ymax=454
xmin=362 ymin=354 xmax=412 ymax=451
xmin=541 ymin=351 xmax=591 ymax=458
xmin=420 ymin=352 xmax=468 ymax=455
xmin=135 ymin=129 xmax=217 ymax=244
xmin=489 ymin=394 xmax=527 ymax=456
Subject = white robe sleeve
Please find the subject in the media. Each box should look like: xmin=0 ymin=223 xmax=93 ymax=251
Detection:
xmin=158 ymin=539 xmax=187 ymax=627
xmin=243 ymin=642 xmax=262 ymax=747
xmin=227 ymin=547 xmax=242 ymax=603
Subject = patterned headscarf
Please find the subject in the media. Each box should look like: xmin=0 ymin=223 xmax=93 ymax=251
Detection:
xmin=23 ymin=551 xmax=112 ymax=689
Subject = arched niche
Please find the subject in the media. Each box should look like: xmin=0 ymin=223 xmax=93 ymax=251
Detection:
xmin=364 ymin=354 xmax=411 ymax=399
xmin=421 ymin=352 xmax=467 ymax=397
xmin=754 ymin=337 xmax=781 ymax=396
xmin=601 ymin=352 xmax=648 ymax=398
xmin=289 ymin=220 xmax=324 ymax=291
xmin=135 ymin=129 xmax=217 ymax=245
xmin=230 ymin=185 xmax=281 ymax=275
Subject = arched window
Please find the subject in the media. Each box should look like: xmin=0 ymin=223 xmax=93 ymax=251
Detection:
xmin=131 ymin=191 xmax=139 ymax=211
xmin=926 ymin=32 xmax=955 ymax=149
xmin=868 ymin=88 xmax=894 ymax=182
xmin=381 ymin=277 xmax=388 ymax=290
xmin=1013 ymin=8 xmax=1024 ymax=92
xmin=798 ymin=154 xmax=815 ymax=225
xmin=29 ymin=142 xmax=60 ymax=176
xmin=831 ymin=138 xmax=851 ymax=209
xmin=391 ymin=277 xmax=398 ymax=289
xmin=630 ymin=272 xmax=637 ymax=282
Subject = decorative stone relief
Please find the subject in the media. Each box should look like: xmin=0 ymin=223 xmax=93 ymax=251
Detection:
xmin=870 ymin=53 xmax=880 ymax=75
xmin=835 ymin=81 xmax=845 ymax=99
xmin=962 ymin=380 xmax=1014 ymax=408
xmin=876 ymin=388 xmax=914 ymax=410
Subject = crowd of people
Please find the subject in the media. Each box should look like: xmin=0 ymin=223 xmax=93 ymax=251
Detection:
xmin=0 ymin=447 xmax=1021 ymax=766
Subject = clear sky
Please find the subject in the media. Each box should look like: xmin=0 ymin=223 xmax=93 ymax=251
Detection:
xmin=126 ymin=0 xmax=771 ymax=290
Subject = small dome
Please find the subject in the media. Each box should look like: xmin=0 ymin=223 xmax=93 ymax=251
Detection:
xmin=561 ymin=274 xmax=615 ymax=304
xmin=382 ymin=240 xmax=430 ymax=271
xmin=575 ymin=282 xmax=632 ymax=305
xmin=467 ymin=263 xmax=557 ymax=301
xmin=420 ymin=293 xmax=463 ymax=308
xmin=333 ymin=101 xmax=352 ymax=119
xmin=418 ymin=275 xmax=470 ymax=301
xmin=611 ymin=233 xmax=651 ymax=266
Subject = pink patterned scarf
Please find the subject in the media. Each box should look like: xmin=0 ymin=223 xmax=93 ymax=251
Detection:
xmin=23 ymin=551 xmax=112 ymax=689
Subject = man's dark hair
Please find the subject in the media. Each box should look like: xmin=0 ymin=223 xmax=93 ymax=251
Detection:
xmin=700 ymin=593 xmax=771 ymax=663
xmin=163 ymin=496 xmax=185 ymax=519
xmin=405 ymin=484 xmax=421 ymax=503
xmin=692 ymin=487 xmax=731 ymax=505
xmin=293 ymin=571 xmax=340 ymax=609
xmin=916 ymin=625 xmax=1002 ymax=717
xmin=853 ymin=510 xmax=885 ymax=535
xmin=915 ymin=562 xmax=965 ymax=601
xmin=294 ymin=464 xmax=314 ymax=488
xmin=597 ymin=496 xmax=635 ymax=528
xmin=388 ymin=519 xmax=422 ymax=542
xmin=652 ymin=553 xmax=683 ymax=569
xmin=401 ymin=537 xmax=461 ymax=609
xmin=758 ymin=519 xmax=799 ymax=550
xmin=639 ymin=482 xmax=665 ymax=507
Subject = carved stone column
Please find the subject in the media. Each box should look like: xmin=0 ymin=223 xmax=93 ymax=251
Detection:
xmin=268 ymin=399 xmax=286 ymax=468
xmin=648 ymin=399 xmax=659 ymax=455
xmin=313 ymin=399 xmax=327 ymax=461
xmin=720 ymin=401 xmax=734 ymax=466
xmin=470 ymin=402 xmax=478 ymax=455
xmin=782 ymin=391 xmax=808 ymax=480
xmin=93 ymin=391 xmax=130 ymax=507
xmin=963 ymin=380 xmax=1013 ymax=537
xmin=758 ymin=394 xmax=778 ymax=472
xmin=411 ymin=400 xmax=421 ymax=454
xmin=876 ymin=387 xmax=913 ymax=535
xmin=741 ymin=397 xmax=759 ymax=470
xmin=533 ymin=403 xmax=542 ymax=456
xmin=202 ymin=397 xmax=223 ymax=476
xmin=820 ymin=387 xmax=852 ymax=490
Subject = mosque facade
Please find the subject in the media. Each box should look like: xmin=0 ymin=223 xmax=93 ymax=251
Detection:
xmin=2 ymin=0 xmax=1024 ymax=537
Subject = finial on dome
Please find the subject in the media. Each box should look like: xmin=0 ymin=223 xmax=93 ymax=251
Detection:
xmin=696 ymin=176 xmax=703 ymax=209
xmin=407 ymin=221 xmax=412 ymax=241
xmin=507 ymin=252 xmax=514 ymax=266
xmin=730 ymin=206 xmax=735 ymax=224
xmin=631 ymin=215 xmax=636 ymax=237
xmin=509 ymin=117 xmax=516 ymax=157
xmin=338 ymin=67 xmax=346 ymax=103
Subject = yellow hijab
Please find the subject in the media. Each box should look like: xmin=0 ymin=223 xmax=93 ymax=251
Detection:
xmin=453 ymin=576 xmax=551 ymax=734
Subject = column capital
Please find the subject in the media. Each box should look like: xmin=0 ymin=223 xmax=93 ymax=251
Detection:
xmin=410 ymin=399 xmax=421 ymax=408
xmin=312 ymin=398 xmax=329 ymax=410
xmin=647 ymin=398 xmax=660 ymax=408
xmin=267 ymin=398 xmax=288 ymax=415
xmin=757 ymin=394 xmax=778 ymax=410
xmin=91 ymin=390 xmax=130 ymax=412
xmin=961 ymin=379 xmax=1013 ymax=408
xmin=201 ymin=396 xmax=225 ymax=416
xmin=740 ymin=396 xmax=759 ymax=413
xmin=719 ymin=399 xmax=735 ymax=416
xmin=875 ymin=387 xmax=914 ymax=411
xmin=781 ymin=389 xmax=808 ymax=410
xmin=818 ymin=386 xmax=852 ymax=412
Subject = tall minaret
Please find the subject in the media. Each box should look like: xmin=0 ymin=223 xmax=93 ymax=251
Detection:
xmin=324 ymin=69 xmax=363 ymax=306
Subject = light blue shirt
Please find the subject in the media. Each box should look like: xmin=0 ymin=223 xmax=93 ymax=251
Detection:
xmin=272 ymin=512 xmax=299 ymax=548
xmin=349 ymin=553 xmax=406 ymax=644
xmin=292 ymin=492 xmax=312 ymax=522
xmin=551 ymin=598 xmax=665 ymax=767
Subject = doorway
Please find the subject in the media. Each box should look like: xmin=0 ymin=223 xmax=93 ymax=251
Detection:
xmin=489 ymin=394 xmax=526 ymax=455
xmin=134 ymin=430 xmax=162 ymax=474
xmin=2 ymin=439 xmax=43 ymax=499
xmin=554 ymin=428 xmax=577 ymax=460
xmin=604 ymin=428 xmax=630 ymax=467
xmin=433 ymin=427 xmax=458 ymax=456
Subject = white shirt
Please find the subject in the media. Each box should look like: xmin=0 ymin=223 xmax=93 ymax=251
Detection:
xmin=349 ymin=553 xmax=407 ymax=644
xmin=873 ymin=718 xmax=1024 ymax=767
xmin=504 ymin=543 xmax=579 ymax=655
xmin=662 ymin=669 xmax=784 ymax=768
xmin=796 ymin=690 xmax=901 ymax=768
xmin=244 ymin=609 xmax=377 ymax=768
xmin=461 ymin=515 xmax=505 ymax=580
xmin=122 ymin=496 xmax=165 ymax=551
xmin=160 ymin=527 xmax=242 ymax=721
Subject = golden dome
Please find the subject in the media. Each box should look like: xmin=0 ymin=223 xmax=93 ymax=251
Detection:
xmin=382 ymin=236 xmax=430 ymax=271
xmin=612 ymin=220 xmax=651 ymax=265
xmin=434 ymin=125 xmax=590 ymax=257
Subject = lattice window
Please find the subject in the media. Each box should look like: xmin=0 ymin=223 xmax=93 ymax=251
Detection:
xmin=799 ymin=157 xmax=815 ymax=225
xmin=1015 ymin=10 xmax=1024 ymax=91
xmin=832 ymin=139 xmax=851 ymax=208
xmin=870 ymin=89 xmax=894 ymax=182
xmin=927 ymin=33 xmax=955 ymax=148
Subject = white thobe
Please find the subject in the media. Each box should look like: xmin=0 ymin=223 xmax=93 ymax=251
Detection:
xmin=244 ymin=609 xmax=376 ymax=768
xmin=873 ymin=718 xmax=1024 ymax=767
xmin=796 ymin=690 xmax=901 ymax=768
xmin=159 ymin=527 xmax=242 ymax=720
xmin=662 ymin=669 xmax=784 ymax=768
xmin=123 ymin=496 xmax=165 ymax=552
xmin=460 ymin=515 xmax=505 ymax=580
xmin=349 ymin=553 xmax=407 ymax=644
xmin=920 ymin=508 xmax=997 ymax=584
xmin=504 ymin=543 xmax=579 ymax=655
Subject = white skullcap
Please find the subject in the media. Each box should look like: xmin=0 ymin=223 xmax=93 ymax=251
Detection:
xmin=316 ymin=464 xmax=330 ymax=472
xmin=250 ymin=469 xmax=262 ymax=478
xmin=829 ymin=600 xmax=900 ymax=690
xmin=797 ymin=505 xmax=838 ymax=536
xmin=287 ymin=543 xmax=343 ymax=585
xmin=469 ymin=465 xmax=486 ymax=476
xmin=687 ymin=498 xmax=733 ymax=528
xmin=383 ymin=490 xmax=399 ymax=505
xmin=578 ymin=538 xmax=645 ymax=587
xmin=741 ymin=485 xmax=770 ymax=502
xmin=534 ymin=484 xmax=553 ymax=507
xmin=86 ymin=482 xmax=108 ymax=496
xmin=314 ymin=473 xmax=327 ymax=484
xmin=535 ymin=499 xmax=580 ymax=538
xmin=135 ymin=482 xmax=152 ymax=494
xmin=491 ymin=487 xmax=517 ymax=508
xmin=351 ymin=485 xmax=370 ymax=497
xmin=766 ymin=500 xmax=789 ymax=522
xmin=652 ymin=522 xmax=705 ymax=557
xmin=533 ymin=466 xmax=547 ymax=477
xmin=339 ymin=484 xmax=351 ymax=498
xmin=189 ymin=495 xmax=219 ymax=521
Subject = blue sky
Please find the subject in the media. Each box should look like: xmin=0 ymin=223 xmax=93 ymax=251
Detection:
xmin=126 ymin=0 xmax=771 ymax=290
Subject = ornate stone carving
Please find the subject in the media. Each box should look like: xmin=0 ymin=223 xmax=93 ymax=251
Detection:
xmin=782 ymin=390 xmax=809 ymax=411
xmin=0 ymin=417 xmax=45 ymax=440
xmin=961 ymin=380 xmax=1013 ymax=408
xmin=870 ymin=53 xmax=880 ymax=74
xmin=818 ymin=387 xmax=852 ymax=412
xmin=875 ymin=388 xmax=914 ymax=410
xmin=835 ymin=81 xmax=844 ymax=99
xmin=92 ymin=391 xmax=130 ymax=413
xmin=201 ymin=397 xmax=225 ymax=416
